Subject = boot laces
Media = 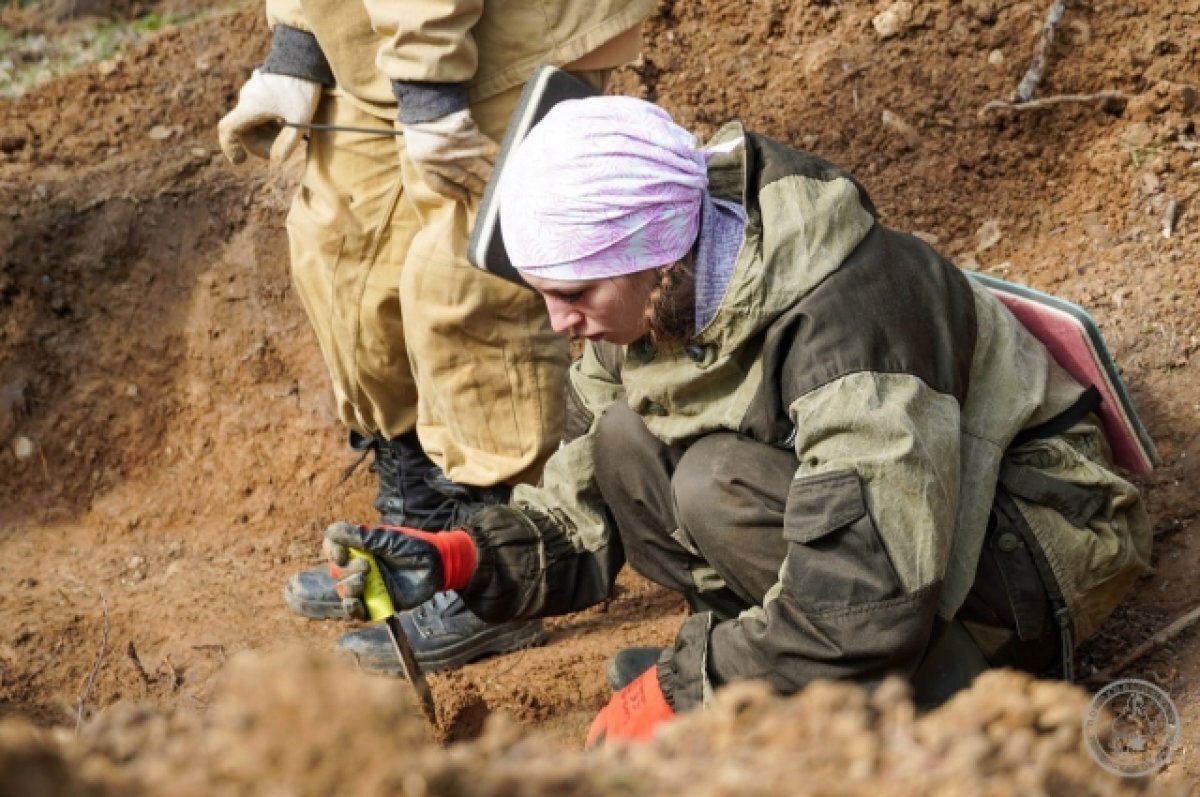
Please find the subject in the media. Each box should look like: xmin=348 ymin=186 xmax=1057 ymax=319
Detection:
xmin=339 ymin=442 xmax=375 ymax=484
xmin=417 ymin=468 xmax=511 ymax=529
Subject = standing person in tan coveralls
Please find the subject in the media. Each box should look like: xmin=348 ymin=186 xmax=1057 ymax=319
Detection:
xmin=217 ymin=0 xmax=654 ymax=672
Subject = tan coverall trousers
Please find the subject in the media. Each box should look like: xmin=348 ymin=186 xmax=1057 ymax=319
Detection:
xmin=286 ymin=84 xmax=570 ymax=488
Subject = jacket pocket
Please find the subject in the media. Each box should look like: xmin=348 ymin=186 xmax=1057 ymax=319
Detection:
xmin=783 ymin=469 xmax=905 ymax=613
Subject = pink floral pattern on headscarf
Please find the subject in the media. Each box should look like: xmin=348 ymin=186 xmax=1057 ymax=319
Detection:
xmin=499 ymin=96 xmax=708 ymax=281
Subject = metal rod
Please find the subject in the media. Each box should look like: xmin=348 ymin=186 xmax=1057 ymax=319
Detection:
xmin=383 ymin=614 xmax=438 ymax=724
xmin=285 ymin=121 xmax=405 ymax=136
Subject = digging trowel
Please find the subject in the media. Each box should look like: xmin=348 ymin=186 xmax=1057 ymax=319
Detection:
xmin=347 ymin=549 xmax=438 ymax=725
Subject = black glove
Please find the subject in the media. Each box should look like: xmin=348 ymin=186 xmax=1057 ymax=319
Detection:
xmin=322 ymin=521 xmax=478 ymax=613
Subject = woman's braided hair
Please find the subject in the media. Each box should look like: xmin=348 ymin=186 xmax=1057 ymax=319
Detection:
xmin=643 ymin=247 xmax=697 ymax=346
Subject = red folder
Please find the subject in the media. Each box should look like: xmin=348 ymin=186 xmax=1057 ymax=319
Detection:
xmin=968 ymin=271 xmax=1159 ymax=475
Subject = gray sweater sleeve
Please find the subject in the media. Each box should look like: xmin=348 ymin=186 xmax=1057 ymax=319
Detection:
xmin=391 ymin=80 xmax=469 ymax=124
xmin=261 ymin=24 xmax=335 ymax=87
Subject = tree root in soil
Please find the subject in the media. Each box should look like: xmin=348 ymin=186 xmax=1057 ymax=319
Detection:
xmin=1087 ymin=602 xmax=1200 ymax=686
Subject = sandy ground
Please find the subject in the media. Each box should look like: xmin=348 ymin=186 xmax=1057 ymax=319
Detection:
xmin=0 ymin=0 xmax=1197 ymax=792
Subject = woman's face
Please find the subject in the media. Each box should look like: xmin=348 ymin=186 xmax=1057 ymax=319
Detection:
xmin=524 ymin=270 xmax=658 ymax=345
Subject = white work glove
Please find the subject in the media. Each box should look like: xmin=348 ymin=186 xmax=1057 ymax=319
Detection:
xmin=217 ymin=69 xmax=321 ymax=165
xmin=402 ymin=109 xmax=499 ymax=202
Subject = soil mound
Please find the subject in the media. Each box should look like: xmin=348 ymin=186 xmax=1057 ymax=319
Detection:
xmin=0 ymin=650 xmax=1185 ymax=797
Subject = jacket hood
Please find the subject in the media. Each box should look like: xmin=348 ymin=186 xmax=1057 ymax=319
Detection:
xmin=694 ymin=123 xmax=878 ymax=353
xmin=611 ymin=125 xmax=882 ymax=445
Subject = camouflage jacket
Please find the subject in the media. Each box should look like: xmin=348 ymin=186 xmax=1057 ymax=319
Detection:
xmin=461 ymin=123 xmax=1151 ymax=711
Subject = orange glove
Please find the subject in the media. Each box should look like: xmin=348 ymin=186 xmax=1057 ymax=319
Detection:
xmin=585 ymin=666 xmax=675 ymax=748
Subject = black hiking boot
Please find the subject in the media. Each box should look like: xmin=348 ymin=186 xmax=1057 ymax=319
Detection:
xmin=336 ymin=591 xmax=546 ymax=673
xmin=420 ymin=465 xmax=511 ymax=528
xmin=909 ymin=619 xmax=989 ymax=710
xmin=368 ymin=430 xmax=511 ymax=529
xmin=360 ymin=430 xmax=450 ymax=528
xmin=606 ymin=647 xmax=665 ymax=691
xmin=282 ymin=564 xmax=359 ymax=620
xmin=289 ymin=503 xmax=544 ymax=671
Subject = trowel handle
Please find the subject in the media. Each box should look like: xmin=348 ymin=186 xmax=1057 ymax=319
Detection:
xmin=347 ymin=549 xmax=396 ymax=621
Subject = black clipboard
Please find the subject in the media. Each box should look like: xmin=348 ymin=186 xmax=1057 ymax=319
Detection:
xmin=468 ymin=66 xmax=601 ymax=287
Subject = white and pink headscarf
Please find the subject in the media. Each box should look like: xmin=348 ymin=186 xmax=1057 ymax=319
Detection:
xmin=499 ymin=96 xmax=711 ymax=281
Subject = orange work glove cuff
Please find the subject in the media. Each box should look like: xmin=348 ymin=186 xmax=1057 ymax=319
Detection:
xmin=385 ymin=526 xmax=478 ymax=592
xmin=585 ymin=666 xmax=675 ymax=748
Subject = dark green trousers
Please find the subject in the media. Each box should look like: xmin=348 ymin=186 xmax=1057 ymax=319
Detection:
xmin=592 ymin=398 xmax=1062 ymax=706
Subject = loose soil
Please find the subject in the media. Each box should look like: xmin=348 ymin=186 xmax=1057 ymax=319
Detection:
xmin=0 ymin=0 xmax=1197 ymax=793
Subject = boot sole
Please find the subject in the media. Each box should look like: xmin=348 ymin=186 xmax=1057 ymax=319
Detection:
xmin=418 ymin=621 xmax=547 ymax=672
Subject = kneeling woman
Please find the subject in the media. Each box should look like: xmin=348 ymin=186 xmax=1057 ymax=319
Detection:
xmin=325 ymin=96 xmax=1151 ymax=745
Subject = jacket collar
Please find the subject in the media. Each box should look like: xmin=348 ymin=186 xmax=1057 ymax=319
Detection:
xmin=690 ymin=124 xmax=876 ymax=355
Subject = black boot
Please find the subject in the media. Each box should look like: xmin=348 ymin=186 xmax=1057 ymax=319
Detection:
xmin=909 ymin=619 xmax=989 ymax=710
xmin=369 ymin=432 xmax=513 ymax=529
xmin=357 ymin=430 xmax=448 ymax=528
xmin=337 ymin=591 xmax=546 ymax=673
xmin=606 ymin=647 xmax=665 ymax=691
xmin=421 ymin=465 xmax=511 ymax=528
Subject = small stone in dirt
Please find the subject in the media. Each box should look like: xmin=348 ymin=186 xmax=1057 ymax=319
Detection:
xmin=1178 ymin=85 xmax=1199 ymax=114
xmin=1068 ymin=19 xmax=1092 ymax=45
xmin=125 ymin=384 xmax=139 ymax=398
xmin=191 ymin=147 xmax=209 ymax=159
xmin=872 ymin=2 xmax=913 ymax=40
xmin=964 ymin=0 xmax=998 ymax=24
xmin=1122 ymin=122 xmax=1154 ymax=148
xmin=881 ymin=109 xmax=922 ymax=150
xmin=127 ymin=555 xmax=145 ymax=571
xmin=987 ymin=49 xmax=1004 ymax=67
xmin=975 ymin=219 xmax=1002 ymax=252
xmin=12 ymin=436 xmax=36 ymax=461
xmin=1082 ymin=213 xmax=1113 ymax=246
xmin=148 ymin=126 xmax=174 ymax=141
